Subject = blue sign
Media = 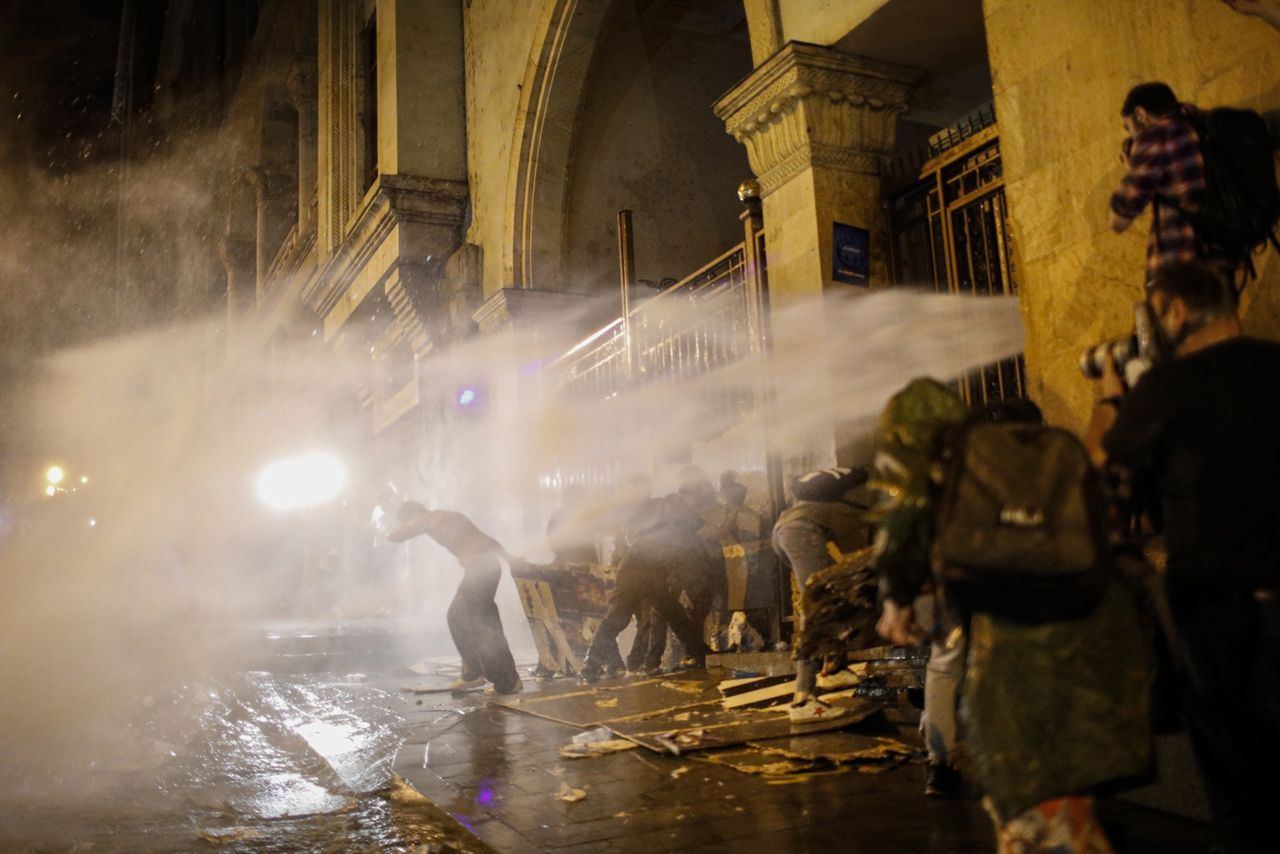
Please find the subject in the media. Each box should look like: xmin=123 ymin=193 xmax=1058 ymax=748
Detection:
xmin=833 ymin=222 xmax=870 ymax=286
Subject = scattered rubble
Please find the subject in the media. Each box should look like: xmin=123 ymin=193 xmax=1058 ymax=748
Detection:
xmin=554 ymin=783 xmax=588 ymax=803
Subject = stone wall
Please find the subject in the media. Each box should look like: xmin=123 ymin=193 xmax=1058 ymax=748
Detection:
xmin=462 ymin=0 xmax=547 ymax=296
xmin=561 ymin=4 xmax=753 ymax=295
xmin=463 ymin=0 xmax=753 ymax=302
xmin=983 ymin=0 xmax=1280 ymax=428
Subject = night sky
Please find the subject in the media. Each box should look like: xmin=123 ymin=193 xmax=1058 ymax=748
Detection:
xmin=0 ymin=2 xmax=125 ymax=484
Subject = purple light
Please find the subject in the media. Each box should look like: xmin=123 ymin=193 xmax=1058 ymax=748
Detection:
xmin=457 ymin=387 xmax=478 ymax=407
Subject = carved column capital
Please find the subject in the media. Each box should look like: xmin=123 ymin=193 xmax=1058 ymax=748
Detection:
xmin=217 ymin=235 xmax=255 ymax=274
xmin=713 ymin=43 xmax=921 ymax=196
xmin=244 ymin=166 xmax=294 ymax=201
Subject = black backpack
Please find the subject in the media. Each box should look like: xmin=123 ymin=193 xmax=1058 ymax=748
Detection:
xmin=930 ymin=422 xmax=1110 ymax=623
xmin=1186 ymin=107 xmax=1280 ymax=279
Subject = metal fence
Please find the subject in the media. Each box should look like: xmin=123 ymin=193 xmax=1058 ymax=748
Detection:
xmin=889 ymin=107 xmax=1027 ymax=407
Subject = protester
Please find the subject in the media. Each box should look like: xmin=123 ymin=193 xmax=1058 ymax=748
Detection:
xmin=546 ymin=484 xmax=598 ymax=564
xmin=718 ymin=473 xmax=771 ymax=647
xmin=580 ymin=488 xmax=712 ymax=681
xmin=771 ymin=466 xmax=873 ymax=723
xmin=1086 ymin=262 xmax=1280 ymax=854
xmin=874 ymin=379 xmax=1152 ymax=853
xmin=1109 ymin=82 xmax=1227 ymax=286
xmin=667 ymin=466 xmax=728 ymax=645
xmin=613 ymin=475 xmax=667 ymax=674
xmin=1222 ymin=0 xmax=1280 ymax=31
xmin=388 ymin=500 xmax=522 ymax=694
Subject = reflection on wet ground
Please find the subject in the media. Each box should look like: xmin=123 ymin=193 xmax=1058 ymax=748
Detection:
xmin=0 ymin=665 xmax=493 ymax=853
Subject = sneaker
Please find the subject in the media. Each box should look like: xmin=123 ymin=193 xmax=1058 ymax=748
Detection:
xmin=924 ymin=762 xmax=962 ymax=798
xmin=487 ymin=680 xmax=524 ymax=696
xmin=788 ymin=698 xmax=848 ymax=724
xmin=447 ymin=676 xmax=486 ymax=691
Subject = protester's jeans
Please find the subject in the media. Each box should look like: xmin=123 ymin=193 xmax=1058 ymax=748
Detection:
xmin=448 ymin=555 xmax=520 ymax=693
xmin=916 ymin=593 xmax=964 ymax=767
xmin=1167 ymin=577 xmax=1280 ymax=854
xmin=772 ymin=522 xmax=830 ymax=696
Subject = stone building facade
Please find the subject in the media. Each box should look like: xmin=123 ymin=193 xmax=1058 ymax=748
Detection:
xmin=177 ymin=0 xmax=1277 ymax=509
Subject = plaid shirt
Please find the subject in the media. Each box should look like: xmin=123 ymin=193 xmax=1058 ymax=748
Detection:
xmin=1109 ymin=109 xmax=1217 ymax=283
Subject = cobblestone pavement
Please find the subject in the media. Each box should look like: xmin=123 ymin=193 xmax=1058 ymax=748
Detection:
xmin=393 ymin=674 xmax=1219 ymax=854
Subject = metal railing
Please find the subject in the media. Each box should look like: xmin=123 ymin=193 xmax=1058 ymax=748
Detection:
xmin=542 ymin=206 xmax=772 ymax=493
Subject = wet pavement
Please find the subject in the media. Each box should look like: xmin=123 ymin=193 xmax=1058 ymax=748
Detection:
xmin=0 ymin=624 xmax=1221 ymax=854
xmin=394 ymin=671 xmax=1220 ymax=854
xmin=0 ymin=622 xmax=495 ymax=853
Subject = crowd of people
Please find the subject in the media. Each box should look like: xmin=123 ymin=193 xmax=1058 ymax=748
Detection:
xmin=385 ymin=79 xmax=1280 ymax=853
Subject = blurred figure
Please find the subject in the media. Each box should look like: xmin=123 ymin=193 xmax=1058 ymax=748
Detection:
xmin=669 ymin=466 xmax=728 ymax=644
xmin=546 ymin=484 xmax=598 ymax=564
xmin=388 ymin=500 xmax=521 ymax=694
xmin=613 ymin=475 xmax=667 ymax=673
xmin=1088 ymin=263 xmax=1280 ymax=853
xmin=875 ymin=379 xmax=1152 ymax=852
xmin=581 ymin=484 xmax=712 ymax=681
xmin=772 ymin=466 xmax=873 ymax=723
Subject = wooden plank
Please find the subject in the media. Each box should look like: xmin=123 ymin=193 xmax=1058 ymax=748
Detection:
xmin=721 ymin=678 xmax=796 ymax=710
xmin=717 ymin=673 xmax=793 ymax=698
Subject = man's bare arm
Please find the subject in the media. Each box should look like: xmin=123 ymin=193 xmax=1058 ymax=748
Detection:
xmin=387 ymin=511 xmax=432 ymax=543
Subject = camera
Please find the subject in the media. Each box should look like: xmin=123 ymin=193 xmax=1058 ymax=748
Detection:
xmin=1078 ymin=335 xmax=1141 ymax=380
xmin=1078 ymin=302 xmax=1165 ymax=380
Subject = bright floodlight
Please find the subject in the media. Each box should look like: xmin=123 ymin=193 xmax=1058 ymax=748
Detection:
xmin=46 ymin=466 xmax=65 ymax=485
xmin=256 ymin=451 xmax=347 ymax=511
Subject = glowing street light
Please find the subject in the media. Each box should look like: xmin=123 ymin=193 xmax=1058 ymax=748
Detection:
xmin=46 ymin=466 xmax=65 ymax=486
xmin=256 ymin=451 xmax=347 ymax=511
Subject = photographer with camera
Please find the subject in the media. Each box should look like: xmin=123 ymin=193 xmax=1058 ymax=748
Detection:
xmin=1085 ymin=262 xmax=1280 ymax=854
xmin=1110 ymin=82 xmax=1229 ymax=286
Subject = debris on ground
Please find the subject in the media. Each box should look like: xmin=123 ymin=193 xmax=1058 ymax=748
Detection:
xmin=594 ymin=697 xmax=619 ymax=708
xmin=572 ymin=726 xmax=615 ymax=744
xmin=560 ymin=739 xmax=638 ymax=759
xmin=554 ymin=783 xmax=588 ymax=803
xmin=660 ymin=680 xmax=708 ymax=694
xmin=669 ymin=765 xmax=690 ymax=779
xmin=753 ymin=735 xmax=913 ymax=768
xmin=700 ymin=733 xmax=914 ymax=778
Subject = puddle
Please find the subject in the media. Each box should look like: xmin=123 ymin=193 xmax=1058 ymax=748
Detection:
xmin=0 ymin=669 xmax=493 ymax=853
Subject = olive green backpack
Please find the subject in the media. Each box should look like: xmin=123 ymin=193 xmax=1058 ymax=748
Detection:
xmin=930 ymin=421 xmax=1110 ymax=622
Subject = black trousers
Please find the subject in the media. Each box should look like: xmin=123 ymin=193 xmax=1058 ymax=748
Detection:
xmin=626 ymin=605 xmax=667 ymax=671
xmin=585 ymin=551 xmax=709 ymax=673
xmin=448 ymin=555 xmax=519 ymax=693
xmin=1167 ymin=579 xmax=1280 ymax=854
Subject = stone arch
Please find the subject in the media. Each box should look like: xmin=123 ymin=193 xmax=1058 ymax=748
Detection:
xmin=504 ymin=0 xmax=614 ymax=291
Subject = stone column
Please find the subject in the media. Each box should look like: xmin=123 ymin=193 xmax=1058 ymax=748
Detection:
xmin=714 ymin=43 xmax=918 ymax=467
xmin=245 ymin=167 xmax=295 ymax=301
xmin=288 ymin=58 xmax=319 ymax=237
xmin=218 ymin=235 xmax=256 ymax=326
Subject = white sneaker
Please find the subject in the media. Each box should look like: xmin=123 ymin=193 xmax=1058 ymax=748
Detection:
xmin=447 ymin=676 xmax=486 ymax=691
xmin=788 ymin=698 xmax=848 ymax=724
